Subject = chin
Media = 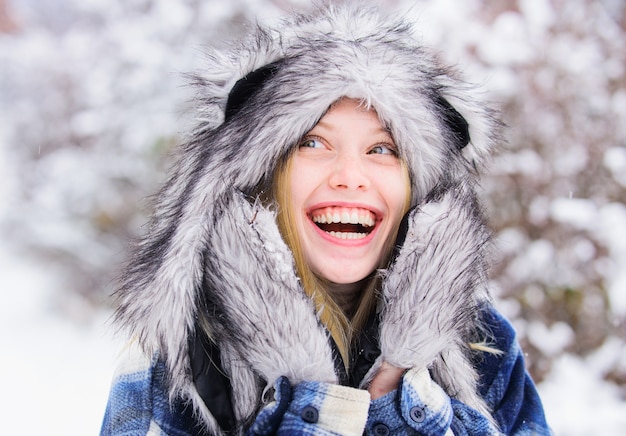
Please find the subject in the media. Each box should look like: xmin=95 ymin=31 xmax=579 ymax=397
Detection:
xmin=316 ymin=266 xmax=376 ymax=285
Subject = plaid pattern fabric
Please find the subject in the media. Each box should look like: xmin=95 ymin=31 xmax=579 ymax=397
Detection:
xmin=101 ymin=308 xmax=552 ymax=435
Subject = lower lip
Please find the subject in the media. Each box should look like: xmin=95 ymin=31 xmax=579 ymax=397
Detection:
xmin=308 ymin=219 xmax=379 ymax=246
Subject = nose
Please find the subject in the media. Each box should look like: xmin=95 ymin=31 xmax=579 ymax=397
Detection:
xmin=328 ymin=152 xmax=371 ymax=191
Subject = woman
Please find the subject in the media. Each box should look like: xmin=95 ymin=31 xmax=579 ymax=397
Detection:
xmin=101 ymin=4 xmax=551 ymax=435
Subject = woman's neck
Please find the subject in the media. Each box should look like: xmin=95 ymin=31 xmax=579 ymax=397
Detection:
xmin=327 ymin=278 xmax=369 ymax=318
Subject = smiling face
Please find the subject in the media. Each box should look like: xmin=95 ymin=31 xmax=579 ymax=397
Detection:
xmin=287 ymin=98 xmax=410 ymax=285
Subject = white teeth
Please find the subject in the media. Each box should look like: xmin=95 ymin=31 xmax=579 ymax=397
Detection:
xmin=341 ymin=210 xmax=351 ymax=223
xmin=329 ymin=231 xmax=367 ymax=240
xmin=332 ymin=210 xmax=341 ymax=223
xmin=350 ymin=210 xmax=359 ymax=224
xmin=311 ymin=207 xmax=376 ymax=227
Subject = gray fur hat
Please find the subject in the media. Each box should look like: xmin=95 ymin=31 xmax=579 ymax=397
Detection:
xmin=187 ymin=4 xmax=501 ymax=202
xmin=114 ymin=3 xmax=502 ymax=428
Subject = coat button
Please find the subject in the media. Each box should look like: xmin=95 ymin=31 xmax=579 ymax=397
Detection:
xmin=372 ymin=423 xmax=390 ymax=436
xmin=301 ymin=405 xmax=319 ymax=423
xmin=409 ymin=406 xmax=426 ymax=423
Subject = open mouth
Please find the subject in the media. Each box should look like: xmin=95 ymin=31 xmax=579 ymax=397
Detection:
xmin=310 ymin=206 xmax=376 ymax=240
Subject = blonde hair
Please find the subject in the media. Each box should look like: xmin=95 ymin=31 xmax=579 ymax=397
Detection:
xmin=272 ymin=152 xmax=411 ymax=369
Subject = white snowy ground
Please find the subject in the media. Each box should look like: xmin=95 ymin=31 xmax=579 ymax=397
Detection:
xmin=1 ymin=247 xmax=626 ymax=435
xmin=0 ymin=247 xmax=121 ymax=435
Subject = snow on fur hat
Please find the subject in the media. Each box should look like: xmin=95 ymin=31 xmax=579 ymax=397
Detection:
xmin=115 ymin=3 xmax=502 ymax=395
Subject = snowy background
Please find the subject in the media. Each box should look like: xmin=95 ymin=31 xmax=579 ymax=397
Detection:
xmin=1 ymin=0 xmax=625 ymax=434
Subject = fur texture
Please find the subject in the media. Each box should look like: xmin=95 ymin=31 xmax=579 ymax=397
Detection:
xmin=377 ymin=181 xmax=493 ymax=418
xmin=113 ymin=4 xmax=502 ymax=434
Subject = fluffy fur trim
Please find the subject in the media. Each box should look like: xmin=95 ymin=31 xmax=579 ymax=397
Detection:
xmin=377 ymin=181 xmax=493 ymax=418
xmin=201 ymin=192 xmax=338 ymax=386
xmin=113 ymin=3 xmax=502 ymax=432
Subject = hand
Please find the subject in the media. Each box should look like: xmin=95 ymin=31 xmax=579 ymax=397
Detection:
xmin=368 ymin=361 xmax=406 ymax=400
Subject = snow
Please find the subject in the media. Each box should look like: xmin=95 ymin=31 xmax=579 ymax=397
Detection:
xmin=551 ymin=199 xmax=626 ymax=318
xmin=0 ymin=245 xmax=121 ymax=435
xmin=604 ymin=146 xmax=626 ymax=188
xmin=527 ymin=320 xmax=575 ymax=358
xmin=539 ymin=354 xmax=626 ymax=435
xmin=2 ymin=0 xmax=626 ymax=434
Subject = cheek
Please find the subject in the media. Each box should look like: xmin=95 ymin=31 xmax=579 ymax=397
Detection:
xmin=382 ymin=172 xmax=410 ymax=219
xmin=289 ymin=158 xmax=321 ymax=207
xmin=288 ymin=162 xmax=307 ymax=209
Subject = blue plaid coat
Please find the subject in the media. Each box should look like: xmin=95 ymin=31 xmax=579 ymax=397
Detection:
xmin=101 ymin=307 xmax=551 ymax=435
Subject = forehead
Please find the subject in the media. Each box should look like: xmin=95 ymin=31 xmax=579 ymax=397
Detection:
xmin=312 ymin=98 xmax=392 ymax=137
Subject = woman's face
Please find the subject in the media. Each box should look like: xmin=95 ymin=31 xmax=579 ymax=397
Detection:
xmin=289 ymin=98 xmax=409 ymax=284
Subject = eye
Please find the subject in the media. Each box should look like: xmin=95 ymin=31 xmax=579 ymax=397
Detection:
xmin=368 ymin=143 xmax=398 ymax=156
xmin=299 ymin=137 xmax=324 ymax=149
